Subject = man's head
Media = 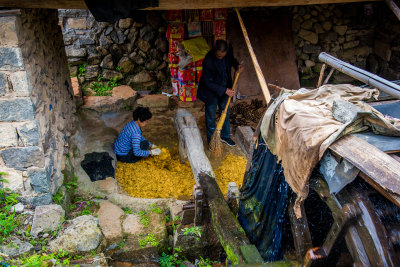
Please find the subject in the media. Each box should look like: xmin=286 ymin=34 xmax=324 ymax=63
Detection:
xmin=214 ymin=39 xmax=228 ymax=60
xmin=133 ymin=107 xmax=152 ymax=127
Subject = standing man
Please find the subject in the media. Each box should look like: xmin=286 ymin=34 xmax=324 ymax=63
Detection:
xmin=114 ymin=107 xmax=161 ymax=163
xmin=197 ymin=40 xmax=243 ymax=146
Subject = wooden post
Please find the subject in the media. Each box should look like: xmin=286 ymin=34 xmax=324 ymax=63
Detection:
xmin=323 ymin=68 xmax=335 ymax=85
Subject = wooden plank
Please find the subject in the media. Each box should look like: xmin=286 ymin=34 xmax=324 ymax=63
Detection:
xmin=235 ymin=8 xmax=271 ymax=104
xmin=329 ymin=135 xmax=400 ymax=207
xmin=0 ymin=0 xmax=379 ymax=10
xmin=228 ymin=8 xmax=300 ymax=98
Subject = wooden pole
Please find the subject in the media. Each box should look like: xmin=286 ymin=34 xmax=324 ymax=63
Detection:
xmin=385 ymin=0 xmax=400 ymax=21
xmin=323 ymin=68 xmax=335 ymax=85
xmin=235 ymin=8 xmax=271 ymax=104
xmin=317 ymin=64 xmax=327 ymax=87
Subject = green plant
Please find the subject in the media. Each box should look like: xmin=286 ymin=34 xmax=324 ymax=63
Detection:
xmin=52 ymin=189 xmax=63 ymax=205
xmin=116 ymin=66 xmax=122 ymax=72
xmin=171 ymin=216 xmax=181 ymax=234
xmin=123 ymin=207 xmax=133 ymax=214
xmin=117 ymin=238 xmax=126 ymax=249
xmin=182 ymin=226 xmax=202 ymax=241
xmin=150 ymin=203 xmax=163 ymax=214
xmin=77 ymin=63 xmax=87 ymax=78
xmin=159 ymin=247 xmax=185 ymax=267
xmin=138 ymin=210 xmax=150 ymax=228
xmin=138 ymin=233 xmax=159 ymax=248
xmin=198 ymin=257 xmax=215 ymax=267
xmin=65 ymin=175 xmax=78 ymax=193
xmin=91 ymin=75 xmax=120 ymax=96
xmin=0 ymin=173 xmax=20 ymax=242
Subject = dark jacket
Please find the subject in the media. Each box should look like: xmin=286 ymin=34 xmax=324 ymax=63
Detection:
xmin=197 ymin=47 xmax=239 ymax=105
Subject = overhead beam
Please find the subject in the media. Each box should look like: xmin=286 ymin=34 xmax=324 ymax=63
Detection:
xmin=0 ymin=0 xmax=379 ymax=10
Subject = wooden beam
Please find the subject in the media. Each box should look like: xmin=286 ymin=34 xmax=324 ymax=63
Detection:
xmin=329 ymin=135 xmax=400 ymax=208
xmin=175 ymin=109 xmax=264 ymax=265
xmin=0 ymin=0 xmax=379 ymax=10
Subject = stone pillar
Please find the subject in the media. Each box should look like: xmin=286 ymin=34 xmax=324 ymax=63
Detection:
xmin=0 ymin=9 xmax=75 ymax=206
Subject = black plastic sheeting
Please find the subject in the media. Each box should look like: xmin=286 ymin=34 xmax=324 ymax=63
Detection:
xmin=238 ymin=137 xmax=290 ymax=262
xmin=84 ymin=0 xmax=158 ymax=22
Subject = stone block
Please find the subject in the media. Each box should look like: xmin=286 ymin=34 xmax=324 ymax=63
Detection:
xmin=98 ymin=201 xmax=124 ymax=245
xmin=0 ymin=169 xmax=24 ymax=193
xmin=85 ymin=65 xmax=99 ymax=79
xmin=0 ymin=98 xmax=35 ymax=121
xmin=0 ymin=237 xmax=34 ymax=258
xmin=102 ymin=70 xmax=123 ymax=80
xmin=95 ymin=177 xmax=118 ymax=195
xmin=0 ymin=146 xmax=44 ymax=170
xmin=28 ymin=166 xmax=51 ymax=193
xmin=31 ymin=204 xmax=65 ymax=237
xmin=17 ymin=121 xmax=39 ymax=146
xmin=320 ymin=32 xmax=337 ymax=43
xmin=119 ymin=18 xmax=133 ymax=29
xmin=0 ymin=47 xmax=24 ymax=70
xmin=0 ymin=124 xmax=18 ymax=147
xmin=0 ymin=72 xmax=8 ymax=96
xmin=373 ymin=40 xmax=391 ymax=62
xmin=112 ymin=85 xmax=137 ymax=100
xmin=0 ymin=17 xmax=18 ymax=47
xmin=129 ymin=71 xmax=153 ymax=84
xmin=65 ymin=46 xmax=87 ymax=58
xmin=137 ymin=38 xmax=151 ymax=52
xmin=298 ymin=29 xmax=318 ymax=44
xmin=67 ymin=18 xmax=87 ymax=30
xmin=334 ymin=25 xmax=347 ymax=36
xmin=234 ymin=126 xmax=254 ymax=157
xmin=10 ymin=71 xmax=30 ymax=97
xmin=22 ymin=192 xmax=52 ymax=207
xmin=343 ymin=40 xmax=359 ymax=50
xmin=136 ymin=94 xmax=169 ymax=109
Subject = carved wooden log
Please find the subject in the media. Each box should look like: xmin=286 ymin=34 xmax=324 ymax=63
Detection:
xmin=174 ymin=109 xmax=214 ymax=182
xmin=174 ymin=108 xmax=263 ymax=265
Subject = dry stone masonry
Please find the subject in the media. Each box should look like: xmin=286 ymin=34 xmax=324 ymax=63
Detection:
xmin=0 ymin=9 xmax=75 ymax=206
xmin=291 ymin=3 xmax=400 ymax=85
xmin=59 ymin=9 xmax=170 ymax=93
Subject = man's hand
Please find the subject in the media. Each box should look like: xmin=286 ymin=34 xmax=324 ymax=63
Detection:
xmin=225 ymin=88 xmax=235 ymax=97
xmin=150 ymin=148 xmax=161 ymax=156
xmin=237 ymin=64 xmax=244 ymax=73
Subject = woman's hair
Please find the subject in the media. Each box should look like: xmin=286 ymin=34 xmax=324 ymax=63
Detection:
xmin=214 ymin=39 xmax=228 ymax=52
xmin=133 ymin=107 xmax=152 ymax=122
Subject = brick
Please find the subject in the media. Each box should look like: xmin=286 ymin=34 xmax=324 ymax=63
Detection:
xmin=17 ymin=121 xmax=39 ymax=146
xmin=0 ymin=17 xmax=18 ymax=46
xmin=0 ymin=124 xmax=18 ymax=147
xmin=10 ymin=71 xmax=31 ymax=96
xmin=0 ymin=146 xmax=44 ymax=170
xmin=0 ymin=98 xmax=35 ymax=121
xmin=0 ymin=47 xmax=24 ymax=70
xmin=0 ymin=72 xmax=9 ymax=96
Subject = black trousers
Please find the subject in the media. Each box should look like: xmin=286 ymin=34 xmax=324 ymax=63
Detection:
xmin=116 ymin=140 xmax=150 ymax=163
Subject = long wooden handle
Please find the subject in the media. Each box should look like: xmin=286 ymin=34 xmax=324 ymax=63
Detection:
xmin=235 ymin=8 xmax=271 ymax=104
xmin=216 ymin=72 xmax=240 ymax=131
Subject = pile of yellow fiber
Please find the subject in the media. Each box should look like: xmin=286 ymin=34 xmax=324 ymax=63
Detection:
xmin=214 ymin=154 xmax=247 ymax=194
xmin=116 ymin=148 xmax=195 ymax=199
xmin=116 ymin=148 xmax=247 ymax=199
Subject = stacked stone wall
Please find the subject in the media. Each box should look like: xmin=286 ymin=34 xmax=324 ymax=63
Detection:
xmin=0 ymin=9 xmax=75 ymax=206
xmin=291 ymin=2 xmax=400 ymax=85
xmin=58 ymin=9 xmax=169 ymax=93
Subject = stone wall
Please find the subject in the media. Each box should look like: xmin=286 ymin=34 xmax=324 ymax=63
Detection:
xmin=0 ymin=9 xmax=75 ymax=206
xmin=292 ymin=2 xmax=400 ymax=86
xmin=58 ymin=9 xmax=169 ymax=93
